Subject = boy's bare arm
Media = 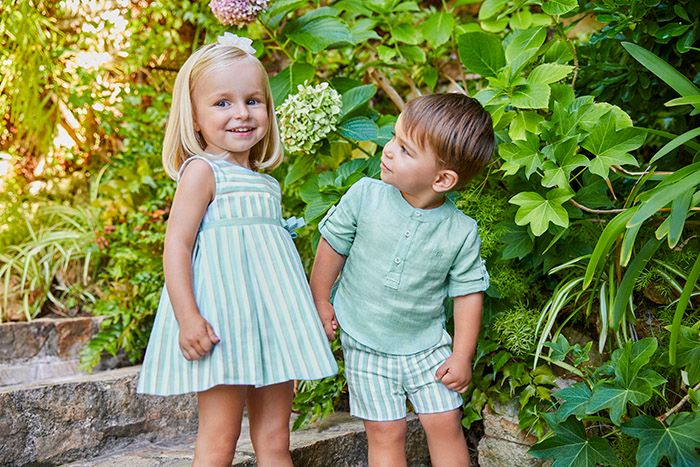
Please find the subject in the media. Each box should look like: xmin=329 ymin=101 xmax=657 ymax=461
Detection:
xmin=436 ymin=293 xmax=483 ymax=393
xmin=310 ymin=237 xmax=347 ymax=339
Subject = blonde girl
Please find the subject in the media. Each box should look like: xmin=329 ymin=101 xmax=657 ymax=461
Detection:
xmin=137 ymin=33 xmax=337 ymax=467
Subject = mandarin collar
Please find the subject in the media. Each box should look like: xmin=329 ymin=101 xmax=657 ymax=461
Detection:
xmin=387 ymin=183 xmax=455 ymax=222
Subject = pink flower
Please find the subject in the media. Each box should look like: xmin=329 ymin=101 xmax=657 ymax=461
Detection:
xmin=209 ymin=0 xmax=268 ymax=27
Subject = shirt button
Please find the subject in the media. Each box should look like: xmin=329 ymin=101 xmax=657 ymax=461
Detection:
xmin=404 ymin=231 xmax=411 ymax=237
xmin=415 ymin=211 xmax=422 ymax=217
xmin=394 ymin=257 xmax=402 ymax=264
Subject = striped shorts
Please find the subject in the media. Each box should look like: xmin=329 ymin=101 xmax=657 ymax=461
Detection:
xmin=340 ymin=330 xmax=463 ymax=421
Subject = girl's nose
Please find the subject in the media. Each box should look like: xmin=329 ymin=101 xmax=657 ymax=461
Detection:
xmin=233 ymin=102 xmax=249 ymax=119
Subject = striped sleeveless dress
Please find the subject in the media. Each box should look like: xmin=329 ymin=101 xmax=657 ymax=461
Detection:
xmin=137 ymin=157 xmax=338 ymax=395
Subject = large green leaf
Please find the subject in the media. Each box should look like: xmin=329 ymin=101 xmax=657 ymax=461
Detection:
xmin=510 ymin=189 xmax=573 ymax=236
xmin=499 ymin=132 xmax=543 ymax=177
xmin=541 ymin=152 xmax=588 ymax=189
xmin=613 ymin=337 xmax=658 ymax=386
xmin=586 ymin=382 xmax=653 ymax=425
xmin=508 ymin=111 xmax=544 ymax=141
xmin=506 ymin=27 xmax=547 ymax=73
xmin=541 ymin=0 xmax=579 ymax=16
xmin=270 ymin=62 xmax=315 ymax=106
xmin=553 ymin=382 xmax=592 ymax=422
xmin=457 ymin=32 xmax=505 ymax=77
xmin=478 ymin=0 xmax=507 ymax=20
xmin=528 ymin=63 xmax=574 ymax=84
xmin=582 ymin=112 xmax=643 ymax=179
xmin=340 ymin=84 xmax=377 ymax=118
xmin=622 ymin=42 xmax=700 ymax=99
xmin=337 ymin=117 xmax=378 ymax=141
xmin=512 ymin=82 xmax=551 ymax=109
xmin=530 ymin=416 xmax=617 ymax=466
xmin=622 ymin=413 xmax=700 ymax=467
xmin=286 ymin=16 xmax=354 ymax=53
xmin=421 ymin=12 xmax=455 ymax=48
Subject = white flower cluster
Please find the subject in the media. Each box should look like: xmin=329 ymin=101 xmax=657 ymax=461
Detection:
xmin=278 ymin=82 xmax=342 ymax=155
xmin=209 ymin=0 xmax=268 ymax=27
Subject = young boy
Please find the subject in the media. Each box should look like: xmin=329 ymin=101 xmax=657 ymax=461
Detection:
xmin=310 ymin=93 xmax=495 ymax=467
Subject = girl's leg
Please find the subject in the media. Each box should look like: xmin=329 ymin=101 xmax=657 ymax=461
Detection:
xmin=193 ymin=384 xmax=248 ymax=467
xmin=418 ymin=409 xmax=470 ymax=467
xmin=364 ymin=419 xmax=408 ymax=467
xmin=246 ymin=380 xmax=294 ymax=467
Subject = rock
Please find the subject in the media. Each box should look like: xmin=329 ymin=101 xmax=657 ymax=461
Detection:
xmin=477 ymin=401 xmax=550 ymax=467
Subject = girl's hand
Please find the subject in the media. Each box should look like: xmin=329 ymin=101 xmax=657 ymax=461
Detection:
xmin=315 ymin=301 xmax=338 ymax=340
xmin=178 ymin=314 xmax=220 ymax=361
xmin=435 ymin=353 xmax=473 ymax=393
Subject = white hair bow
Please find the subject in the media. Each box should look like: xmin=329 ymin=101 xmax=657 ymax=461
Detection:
xmin=217 ymin=32 xmax=256 ymax=55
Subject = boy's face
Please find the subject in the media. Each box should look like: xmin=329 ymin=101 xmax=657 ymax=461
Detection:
xmin=380 ymin=115 xmax=444 ymax=197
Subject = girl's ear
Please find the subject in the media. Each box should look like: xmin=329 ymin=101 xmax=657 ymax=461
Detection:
xmin=433 ymin=169 xmax=458 ymax=193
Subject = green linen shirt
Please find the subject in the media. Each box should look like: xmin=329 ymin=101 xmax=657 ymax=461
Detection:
xmin=318 ymin=177 xmax=489 ymax=355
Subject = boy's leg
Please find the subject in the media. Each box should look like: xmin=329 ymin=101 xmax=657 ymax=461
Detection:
xmin=419 ymin=409 xmax=470 ymax=467
xmin=364 ymin=418 xmax=408 ymax=467
xmin=247 ymin=380 xmax=295 ymax=467
xmin=194 ymin=384 xmax=248 ymax=467
xmin=404 ymin=331 xmax=468 ymax=466
xmin=340 ymin=330 xmax=408 ymax=466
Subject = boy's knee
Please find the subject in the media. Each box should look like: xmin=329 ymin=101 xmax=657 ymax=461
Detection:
xmin=365 ymin=420 xmax=407 ymax=445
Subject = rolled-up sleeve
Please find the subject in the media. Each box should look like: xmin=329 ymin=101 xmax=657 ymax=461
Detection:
xmin=318 ymin=179 xmax=365 ymax=256
xmin=447 ymin=224 xmax=489 ymax=297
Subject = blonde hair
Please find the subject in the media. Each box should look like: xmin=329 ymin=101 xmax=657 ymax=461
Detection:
xmin=162 ymin=43 xmax=283 ymax=179
xmin=402 ymin=93 xmax=494 ymax=188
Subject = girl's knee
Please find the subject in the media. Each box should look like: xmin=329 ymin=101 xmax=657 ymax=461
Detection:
xmin=193 ymin=435 xmax=239 ymax=467
xmin=251 ymin=423 xmax=290 ymax=451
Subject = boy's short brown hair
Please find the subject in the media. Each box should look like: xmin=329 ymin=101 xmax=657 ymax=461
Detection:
xmin=401 ymin=93 xmax=495 ymax=187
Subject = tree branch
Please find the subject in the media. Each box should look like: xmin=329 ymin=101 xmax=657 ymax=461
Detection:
xmin=368 ymin=68 xmax=404 ymax=111
xmin=658 ymin=381 xmax=700 ymax=423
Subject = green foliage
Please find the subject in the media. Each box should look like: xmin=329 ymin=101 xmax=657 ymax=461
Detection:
xmin=492 ymin=305 xmax=539 ymax=356
xmin=532 ymin=336 xmax=700 ymax=466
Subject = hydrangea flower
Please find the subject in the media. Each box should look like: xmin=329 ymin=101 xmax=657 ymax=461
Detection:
xmin=277 ymin=82 xmax=342 ymax=155
xmin=209 ymin=0 xmax=268 ymax=27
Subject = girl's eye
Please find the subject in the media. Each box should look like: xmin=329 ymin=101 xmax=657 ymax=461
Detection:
xmin=246 ymin=98 xmax=259 ymax=105
xmin=215 ymin=100 xmax=230 ymax=107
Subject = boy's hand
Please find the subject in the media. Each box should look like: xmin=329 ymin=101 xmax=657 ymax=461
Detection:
xmin=315 ymin=301 xmax=338 ymax=340
xmin=435 ymin=353 xmax=473 ymax=393
xmin=178 ymin=313 xmax=220 ymax=361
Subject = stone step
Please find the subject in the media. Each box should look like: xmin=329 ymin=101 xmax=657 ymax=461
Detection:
xmin=1 ymin=365 xmax=431 ymax=466
xmin=0 ymin=317 xmax=105 ymax=387
xmin=62 ymin=412 xmax=430 ymax=467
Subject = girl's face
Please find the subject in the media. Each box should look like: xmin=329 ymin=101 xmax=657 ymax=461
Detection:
xmin=192 ymin=57 xmax=269 ymax=167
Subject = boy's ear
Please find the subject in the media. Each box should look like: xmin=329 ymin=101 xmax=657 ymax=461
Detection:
xmin=433 ymin=169 xmax=459 ymax=193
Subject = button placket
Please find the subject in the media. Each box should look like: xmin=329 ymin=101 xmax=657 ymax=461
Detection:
xmin=384 ymin=219 xmax=417 ymax=290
